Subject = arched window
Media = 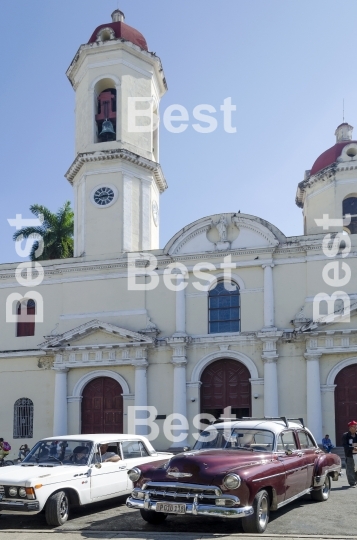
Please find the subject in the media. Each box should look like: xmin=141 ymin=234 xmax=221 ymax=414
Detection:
xmin=17 ymin=299 xmax=35 ymax=337
xmin=343 ymin=196 xmax=357 ymax=234
xmin=209 ymin=281 xmax=240 ymax=334
xmin=94 ymin=79 xmax=117 ymax=143
xmin=13 ymin=398 xmax=34 ymax=438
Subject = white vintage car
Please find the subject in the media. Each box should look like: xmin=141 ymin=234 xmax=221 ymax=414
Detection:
xmin=0 ymin=434 xmax=172 ymax=527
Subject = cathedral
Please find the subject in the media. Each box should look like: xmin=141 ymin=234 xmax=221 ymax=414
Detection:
xmin=1 ymin=10 xmax=357 ymax=452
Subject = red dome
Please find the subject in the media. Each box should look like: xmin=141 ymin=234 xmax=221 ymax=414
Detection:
xmin=88 ymin=21 xmax=148 ymax=51
xmin=310 ymin=141 xmax=357 ymax=175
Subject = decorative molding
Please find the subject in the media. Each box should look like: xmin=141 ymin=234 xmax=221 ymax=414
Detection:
xmin=65 ymin=149 xmax=167 ymax=194
xmin=190 ymin=350 xmax=259 ymax=383
xmin=326 ymin=356 xmax=357 ymax=386
xmin=71 ymin=369 xmax=130 ymax=398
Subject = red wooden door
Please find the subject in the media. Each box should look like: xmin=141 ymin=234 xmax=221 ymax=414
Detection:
xmin=335 ymin=364 xmax=357 ymax=445
xmin=200 ymin=359 xmax=251 ymax=420
xmin=81 ymin=377 xmax=123 ymax=434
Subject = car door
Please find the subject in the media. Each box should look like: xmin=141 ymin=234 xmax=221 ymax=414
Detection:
xmin=297 ymin=430 xmax=322 ymax=486
xmin=276 ymin=430 xmax=307 ymax=500
xmin=121 ymin=440 xmax=152 ymax=489
xmin=90 ymin=442 xmax=128 ymax=500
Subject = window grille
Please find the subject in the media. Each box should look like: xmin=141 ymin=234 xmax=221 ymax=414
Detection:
xmin=13 ymin=398 xmax=33 ymax=438
xmin=209 ymin=281 xmax=240 ymax=334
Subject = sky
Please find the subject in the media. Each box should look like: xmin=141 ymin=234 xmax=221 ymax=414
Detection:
xmin=0 ymin=0 xmax=356 ymax=264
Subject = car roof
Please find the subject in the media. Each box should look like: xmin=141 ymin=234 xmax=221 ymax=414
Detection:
xmin=40 ymin=434 xmax=154 ymax=447
xmin=205 ymin=420 xmax=308 ymax=435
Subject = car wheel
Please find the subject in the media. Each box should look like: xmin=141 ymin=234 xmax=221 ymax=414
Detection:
xmin=242 ymin=489 xmax=270 ymax=534
xmin=311 ymin=474 xmax=331 ymax=502
xmin=45 ymin=491 xmax=69 ymax=527
xmin=140 ymin=509 xmax=168 ymax=524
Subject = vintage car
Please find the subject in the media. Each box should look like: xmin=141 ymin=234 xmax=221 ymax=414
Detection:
xmin=0 ymin=434 xmax=172 ymax=527
xmin=126 ymin=417 xmax=341 ymax=534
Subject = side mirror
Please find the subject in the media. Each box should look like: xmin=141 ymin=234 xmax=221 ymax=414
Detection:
xmin=285 ymin=448 xmax=293 ymax=456
xmin=95 ymin=462 xmax=102 ymax=469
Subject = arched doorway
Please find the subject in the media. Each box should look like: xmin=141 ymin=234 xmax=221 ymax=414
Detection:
xmin=81 ymin=377 xmax=123 ymax=434
xmin=200 ymin=359 xmax=251 ymax=420
xmin=335 ymin=364 xmax=357 ymax=444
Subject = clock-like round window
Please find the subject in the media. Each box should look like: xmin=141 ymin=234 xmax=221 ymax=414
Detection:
xmin=152 ymin=200 xmax=159 ymax=227
xmin=93 ymin=187 xmax=115 ymax=206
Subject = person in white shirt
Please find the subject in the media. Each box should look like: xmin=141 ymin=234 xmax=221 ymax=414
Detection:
xmin=97 ymin=443 xmax=121 ymax=463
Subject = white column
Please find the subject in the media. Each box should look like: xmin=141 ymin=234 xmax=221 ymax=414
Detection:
xmin=53 ymin=368 xmax=69 ymax=436
xmin=133 ymin=359 xmax=148 ymax=436
xmin=168 ymin=338 xmax=188 ymax=449
xmin=305 ymin=353 xmax=323 ymax=442
xmin=263 ymin=358 xmax=279 ymax=417
xmin=175 ymin=273 xmax=186 ymax=335
xmin=262 ymin=264 xmax=275 ymax=329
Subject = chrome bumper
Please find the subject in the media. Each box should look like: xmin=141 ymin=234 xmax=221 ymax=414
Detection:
xmin=126 ymin=496 xmax=253 ymax=519
xmin=0 ymin=499 xmax=40 ymax=513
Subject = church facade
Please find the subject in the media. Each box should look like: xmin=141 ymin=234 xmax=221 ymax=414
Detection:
xmin=1 ymin=11 xmax=357 ymax=452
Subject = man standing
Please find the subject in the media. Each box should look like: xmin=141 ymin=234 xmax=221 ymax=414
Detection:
xmin=342 ymin=420 xmax=357 ymax=487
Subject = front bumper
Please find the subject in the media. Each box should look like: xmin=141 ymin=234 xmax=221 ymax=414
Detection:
xmin=126 ymin=496 xmax=253 ymax=519
xmin=0 ymin=499 xmax=40 ymax=513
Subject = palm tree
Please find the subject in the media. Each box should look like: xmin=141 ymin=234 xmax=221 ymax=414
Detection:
xmin=13 ymin=202 xmax=74 ymax=261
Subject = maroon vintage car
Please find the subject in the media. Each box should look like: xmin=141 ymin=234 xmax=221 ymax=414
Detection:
xmin=126 ymin=417 xmax=341 ymax=534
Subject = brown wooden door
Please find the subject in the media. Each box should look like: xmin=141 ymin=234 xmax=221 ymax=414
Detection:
xmin=200 ymin=359 xmax=251 ymax=420
xmin=335 ymin=364 xmax=357 ymax=445
xmin=81 ymin=377 xmax=123 ymax=434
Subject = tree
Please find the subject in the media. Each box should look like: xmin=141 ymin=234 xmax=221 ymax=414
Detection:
xmin=13 ymin=202 xmax=74 ymax=261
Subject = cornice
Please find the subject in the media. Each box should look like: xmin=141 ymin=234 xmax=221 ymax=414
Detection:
xmin=65 ymin=148 xmax=167 ymax=193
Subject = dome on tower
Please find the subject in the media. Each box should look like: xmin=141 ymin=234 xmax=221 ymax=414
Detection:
xmin=88 ymin=10 xmax=148 ymax=51
xmin=310 ymin=123 xmax=357 ymax=175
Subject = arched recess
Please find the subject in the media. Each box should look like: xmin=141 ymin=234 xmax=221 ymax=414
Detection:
xmin=72 ymin=369 xmax=130 ymax=398
xmin=191 ymin=351 xmax=259 ymax=384
xmin=81 ymin=377 xmax=123 ymax=434
xmin=343 ymin=194 xmax=357 ymax=234
xmin=200 ymin=358 xmax=251 ymax=420
xmin=90 ymin=76 xmax=120 ymax=143
xmin=326 ymin=357 xmax=357 ymax=444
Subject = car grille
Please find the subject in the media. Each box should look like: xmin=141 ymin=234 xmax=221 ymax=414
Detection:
xmin=142 ymin=482 xmax=222 ymax=504
xmin=0 ymin=486 xmax=4 ymax=496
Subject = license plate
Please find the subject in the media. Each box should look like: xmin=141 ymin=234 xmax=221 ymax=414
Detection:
xmin=156 ymin=501 xmax=186 ymax=514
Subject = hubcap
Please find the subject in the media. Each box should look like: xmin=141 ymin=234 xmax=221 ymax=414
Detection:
xmin=258 ymin=495 xmax=268 ymax=527
xmin=60 ymin=495 xmax=69 ymax=519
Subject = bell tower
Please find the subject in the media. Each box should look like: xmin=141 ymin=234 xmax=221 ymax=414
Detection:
xmin=65 ymin=10 xmax=167 ymax=258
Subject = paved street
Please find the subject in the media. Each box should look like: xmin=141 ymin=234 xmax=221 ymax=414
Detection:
xmin=0 ymin=472 xmax=354 ymax=539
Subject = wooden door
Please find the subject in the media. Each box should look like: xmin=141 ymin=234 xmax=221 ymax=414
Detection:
xmin=335 ymin=364 xmax=357 ymax=445
xmin=200 ymin=359 xmax=251 ymax=420
xmin=81 ymin=377 xmax=123 ymax=434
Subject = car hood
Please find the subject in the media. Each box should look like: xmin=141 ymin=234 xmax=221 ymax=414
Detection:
xmin=0 ymin=464 xmax=88 ymax=485
xmin=141 ymin=449 xmax=268 ymax=486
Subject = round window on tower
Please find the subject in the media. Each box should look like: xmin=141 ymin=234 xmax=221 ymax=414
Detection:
xmin=90 ymin=185 xmax=118 ymax=208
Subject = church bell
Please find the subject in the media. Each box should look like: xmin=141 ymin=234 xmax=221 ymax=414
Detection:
xmin=99 ymin=119 xmax=116 ymax=142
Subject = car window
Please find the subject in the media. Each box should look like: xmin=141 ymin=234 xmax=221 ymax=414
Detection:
xmin=194 ymin=428 xmax=274 ymax=452
xmin=276 ymin=431 xmax=298 ymax=452
xmin=121 ymin=440 xmax=149 ymax=459
xmin=23 ymin=440 xmax=93 ymax=465
xmin=297 ymin=431 xmax=317 ymax=449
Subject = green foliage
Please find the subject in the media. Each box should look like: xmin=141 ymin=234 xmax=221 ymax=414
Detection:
xmin=13 ymin=202 xmax=74 ymax=261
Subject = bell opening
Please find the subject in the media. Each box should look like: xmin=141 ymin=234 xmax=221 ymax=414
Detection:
xmin=95 ymin=88 xmax=117 ymax=143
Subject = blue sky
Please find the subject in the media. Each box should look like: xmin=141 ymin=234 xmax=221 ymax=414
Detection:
xmin=1 ymin=0 xmax=356 ymax=263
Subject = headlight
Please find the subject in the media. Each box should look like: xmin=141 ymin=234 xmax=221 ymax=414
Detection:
xmin=8 ymin=487 xmax=18 ymax=497
xmin=223 ymin=474 xmax=241 ymax=490
xmin=18 ymin=487 xmax=27 ymax=498
xmin=128 ymin=467 xmax=141 ymax=482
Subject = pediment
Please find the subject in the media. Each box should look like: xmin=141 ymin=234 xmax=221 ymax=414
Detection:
xmin=164 ymin=213 xmax=285 ymax=255
xmin=39 ymin=319 xmax=152 ymax=349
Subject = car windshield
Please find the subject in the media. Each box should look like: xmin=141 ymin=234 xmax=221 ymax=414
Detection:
xmin=22 ymin=440 xmax=93 ymax=466
xmin=193 ymin=428 xmax=274 ymax=452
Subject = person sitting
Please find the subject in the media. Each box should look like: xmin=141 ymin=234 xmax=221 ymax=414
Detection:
xmin=322 ymin=434 xmax=335 ymax=453
xmin=0 ymin=438 xmax=11 ymax=461
xmin=38 ymin=447 xmax=49 ymax=461
xmin=96 ymin=443 xmax=121 ymax=463
xmin=71 ymin=446 xmax=89 ymax=465
xmin=18 ymin=444 xmax=30 ymax=460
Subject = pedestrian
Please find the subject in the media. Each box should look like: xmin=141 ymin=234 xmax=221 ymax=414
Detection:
xmin=322 ymin=434 xmax=335 ymax=453
xmin=0 ymin=438 xmax=11 ymax=462
xmin=342 ymin=420 xmax=357 ymax=487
